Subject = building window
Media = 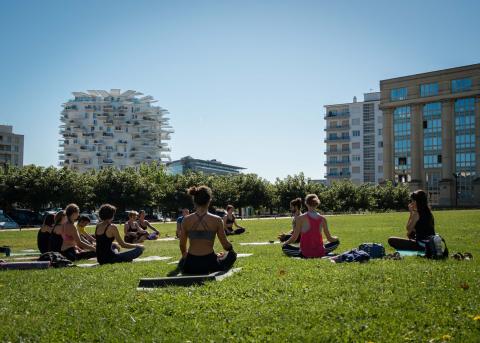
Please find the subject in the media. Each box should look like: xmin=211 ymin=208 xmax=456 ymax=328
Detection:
xmin=352 ymin=118 xmax=360 ymax=126
xmin=352 ymin=155 xmax=360 ymax=161
xmin=423 ymin=102 xmax=442 ymax=170
xmin=390 ymin=87 xmax=408 ymax=101
xmin=378 ymin=153 xmax=383 ymax=161
xmin=352 ymin=130 xmax=360 ymax=137
xmin=394 ymin=106 xmax=411 ymax=172
xmin=352 ymin=142 xmax=360 ymax=149
xmin=454 ymin=98 xmax=476 ymax=201
xmin=451 ymin=78 xmax=472 ymax=93
xmin=420 ymin=82 xmax=439 ymax=97
xmin=352 ymin=166 xmax=360 ymax=173
xmin=378 ymin=165 xmax=383 ymax=173
xmin=378 ymin=129 xmax=383 ymax=136
xmin=425 ymin=172 xmax=441 ymax=205
xmin=378 ymin=141 xmax=383 ymax=148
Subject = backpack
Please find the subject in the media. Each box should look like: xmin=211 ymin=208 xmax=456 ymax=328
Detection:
xmin=424 ymin=234 xmax=448 ymax=259
xmin=358 ymin=243 xmax=385 ymax=259
xmin=38 ymin=252 xmax=73 ymax=268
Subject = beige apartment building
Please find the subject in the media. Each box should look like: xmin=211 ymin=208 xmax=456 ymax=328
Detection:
xmin=0 ymin=125 xmax=24 ymax=168
xmin=380 ymin=64 xmax=480 ymax=207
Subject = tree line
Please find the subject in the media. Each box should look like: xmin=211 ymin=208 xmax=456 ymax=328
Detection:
xmin=0 ymin=163 xmax=410 ymax=215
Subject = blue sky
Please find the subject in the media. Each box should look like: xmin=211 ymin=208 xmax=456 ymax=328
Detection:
xmin=0 ymin=0 xmax=479 ymax=181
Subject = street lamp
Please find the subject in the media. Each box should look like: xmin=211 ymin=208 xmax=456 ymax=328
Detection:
xmin=452 ymin=172 xmax=460 ymax=208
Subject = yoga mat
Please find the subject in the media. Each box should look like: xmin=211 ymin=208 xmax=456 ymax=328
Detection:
xmin=152 ymin=237 xmax=177 ymax=242
xmin=240 ymin=241 xmax=281 ymax=246
xmin=10 ymin=252 xmax=41 ymax=257
xmin=137 ymin=267 xmax=242 ymax=289
xmin=79 ymin=256 xmax=172 ymax=267
xmin=0 ymin=261 xmax=50 ymax=270
xmin=397 ymin=250 xmax=425 ymax=257
xmin=20 ymin=249 xmax=39 ymax=253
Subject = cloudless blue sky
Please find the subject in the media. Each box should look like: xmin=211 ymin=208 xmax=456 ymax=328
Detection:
xmin=0 ymin=0 xmax=479 ymax=181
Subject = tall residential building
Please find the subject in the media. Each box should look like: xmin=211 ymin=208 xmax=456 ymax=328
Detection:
xmin=0 ymin=125 xmax=24 ymax=167
xmin=167 ymin=156 xmax=245 ymax=175
xmin=324 ymin=92 xmax=384 ymax=185
xmin=379 ymin=63 xmax=480 ymax=207
xmin=59 ymin=89 xmax=173 ymax=172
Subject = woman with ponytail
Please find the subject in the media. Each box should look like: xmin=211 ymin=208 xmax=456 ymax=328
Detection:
xmin=388 ymin=190 xmax=435 ymax=251
xmin=178 ymin=185 xmax=237 ymax=275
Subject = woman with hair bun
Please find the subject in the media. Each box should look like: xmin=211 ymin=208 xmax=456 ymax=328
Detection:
xmin=178 ymin=185 xmax=237 ymax=275
xmin=282 ymin=194 xmax=340 ymax=258
xmin=278 ymin=197 xmax=303 ymax=243
xmin=224 ymin=205 xmax=246 ymax=235
xmin=388 ymin=190 xmax=435 ymax=251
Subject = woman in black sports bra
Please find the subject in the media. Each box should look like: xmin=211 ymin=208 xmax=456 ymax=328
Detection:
xmin=179 ymin=186 xmax=236 ymax=275
xmin=96 ymin=204 xmax=144 ymax=265
xmin=137 ymin=210 xmax=159 ymax=239
xmin=223 ymin=205 xmax=246 ymax=235
xmin=388 ymin=190 xmax=436 ymax=251
xmin=37 ymin=213 xmax=55 ymax=253
xmin=49 ymin=211 xmax=67 ymax=253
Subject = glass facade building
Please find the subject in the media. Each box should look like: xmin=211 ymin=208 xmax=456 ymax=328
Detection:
xmin=380 ymin=63 xmax=480 ymax=207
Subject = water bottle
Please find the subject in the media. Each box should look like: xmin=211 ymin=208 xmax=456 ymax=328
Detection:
xmin=433 ymin=235 xmax=443 ymax=258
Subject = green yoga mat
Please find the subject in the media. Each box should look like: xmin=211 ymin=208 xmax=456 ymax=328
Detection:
xmin=396 ymin=250 xmax=425 ymax=257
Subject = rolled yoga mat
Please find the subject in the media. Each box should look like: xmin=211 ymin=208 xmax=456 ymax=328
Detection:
xmin=0 ymin=261 xmax=50 ymax=270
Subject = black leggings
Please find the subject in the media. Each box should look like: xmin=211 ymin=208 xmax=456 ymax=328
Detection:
xmin=282 ymin=240 xmax=340 ymax=258
xmin=181 ymin=251 xmax=237 ymax=275
xmin=388 ymin=237 xmax=425 ymax=251
xmin=225 ymin=228 xmax=245 ymax=235
xmin=62 ymin=247 xmax=97 ymax=262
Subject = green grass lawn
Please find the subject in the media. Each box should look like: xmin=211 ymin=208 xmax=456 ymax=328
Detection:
xmin=1 ymin=210 xmax=479 ymax=342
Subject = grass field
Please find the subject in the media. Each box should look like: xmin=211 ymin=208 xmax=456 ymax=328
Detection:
xmin=1 ymin=210 xmax=479 ymax=342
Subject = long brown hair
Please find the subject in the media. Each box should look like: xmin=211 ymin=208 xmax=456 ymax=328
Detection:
xmin=411 ymin=190 xmax=433 ymax=225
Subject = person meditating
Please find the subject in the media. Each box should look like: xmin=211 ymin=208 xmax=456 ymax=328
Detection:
xmin=388 ymin=190 xmax=435 ymax=251
xmin=282 ymin=194 xmax=340 ymax=258
xmin=60 ymin=204 xmax=96 ymax=261
xmin=137 ymin=210 xmax=160 ymax=240
xmin=95 ymin=204 xmax=144 ymax=265
xmin=278 ymin=197 xmax=302 ymax=243
xmin=223 ymin=205 xmax=246 ymax=235
xmin=124 ymin=211 xmax=149 ymax=243
xmin=37 ymin=213 xmax=55 ymax=254
xmin=50 ymin=211 xmax=67 ymax=253
xmin=176 ymin=208 xmax=190 ymax=238
xmin=179 ymin=186 xmax=237 ymax=275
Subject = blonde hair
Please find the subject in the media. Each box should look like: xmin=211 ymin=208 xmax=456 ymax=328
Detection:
xmin=305 ymin=194 xmax=320 ymax=207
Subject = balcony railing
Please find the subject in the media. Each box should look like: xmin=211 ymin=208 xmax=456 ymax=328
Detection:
xmin=325 ymin=160 xmax=350 ymax=166
xmin=326 ymin=172 xmax=351 ymax=178
xmin=324 ymin=124 xmax=350 ymax=131
xmin=325 ymin=136 xmax=350 ymax=142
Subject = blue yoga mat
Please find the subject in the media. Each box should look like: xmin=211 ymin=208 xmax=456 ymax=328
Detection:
xmin=396 ymin=250 xmax=425 ymax=257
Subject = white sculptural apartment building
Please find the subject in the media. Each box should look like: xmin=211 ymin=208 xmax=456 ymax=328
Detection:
xmin=324 ymin=92 xmax=384 ymax=185
xmin=59 ymin=89 xmax=173 ymax=172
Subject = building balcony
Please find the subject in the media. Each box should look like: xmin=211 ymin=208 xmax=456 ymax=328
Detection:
xmin=325 ymin=149 xmax=350 ymax=155
xmin=93 ymin=140 xmax=104 ymax=145
xmin=324 ymin=124 xmax=350 ymax=131
xmin=82 ymin=133 xmax=94 ymax=137
xmin=80 ymin=145 xmax=95 ymax=152
xmin=118 ymin=140 xmax=128 ymax=144
xmin=103 ymin=132 xmax=114 ymax=137
xmin=325 ymin=111 xmax=350 ymax=119
xmin=326 ymin=172 xmax=351 ymax=178
xmin=325 ymin=136 xmax=350 ymax=143
xmin=97 ymin=113 xmax=109 ymax=118
xmin=102 ymin=159 xmax=114 ymax=164
xmin=325 ymin=160 xmax=351 ymax=166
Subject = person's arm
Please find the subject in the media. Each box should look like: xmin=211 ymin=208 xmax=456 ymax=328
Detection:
xmin=176 ymin=220 xmax=182 ymax=238
xmin=111 ymin=225 xmax=142 ymax=249
xmin=216 ymin=218 xmax=233 ymax=251
xmin=145 ymin=220 xmax=159 ymax=233
xmin=283 ymin=216 xmax=302 ymax=245
xmin=69 ymin=225 xmax=95 ymax=251
xmin=406 ymin=212 xmax=419 ymax=236
xmin=233 ymin=217 xmax=243 ymax=229
xmin=322 ymin=218 xmax=338 ymax=242
xmin=124 ymin=222 xmax=130 ymax=236
xmin=179 ymin=221 xmax=188 ymax=257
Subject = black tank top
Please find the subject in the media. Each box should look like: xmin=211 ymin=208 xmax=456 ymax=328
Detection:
xmin=95 ymin=224 xmax=116 ymax=264
xmin=415 ymin=212 xmax=435 ymax=241
xmin=49 ymin=226 xmax=63 ymax=252
xmin=37 ymin=229 xmax=51 ymax=254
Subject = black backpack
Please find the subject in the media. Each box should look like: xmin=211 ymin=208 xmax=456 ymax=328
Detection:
xmin=424 ymin=235 xmax=448 ymax=259
xmin=38 ymin=252 xmax=73 ymax=268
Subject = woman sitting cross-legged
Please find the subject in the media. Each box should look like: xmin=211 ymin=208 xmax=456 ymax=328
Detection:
xmin=95 ymin=204 xmax=144 ymax=265
xmin=124 ymin=211 xmax=149 ymax=243
xmin=179 ymin=186 xmax=237 ymax=275
xmin=137 ymin=210 xmax=160 ymax=240
xmin=282 ymin=194 xmax=340 ymax=258
xmin=61 ymin=204 xmax=97 ymax=262
xmin=37 ymin=212 xmax=55 ymax=254
xmin=278 ymin=197 xmax=303 ymax=243
xmin=388 ymin=190 xmax=435 ymax=251
xmin=50 ymin=211 xmax=67 ymax=253
xmin=223 ymin=205 xmax=246 ymax=235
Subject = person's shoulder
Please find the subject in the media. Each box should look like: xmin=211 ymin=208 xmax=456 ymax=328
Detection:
xmin=208 ymin=213 xmax=223 ymax=222
xmin=176 ymin=216 xmax=183 ymax=223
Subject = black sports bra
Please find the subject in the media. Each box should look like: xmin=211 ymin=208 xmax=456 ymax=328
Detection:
xmin=188 ymin=213 xmax=216 ymax=241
